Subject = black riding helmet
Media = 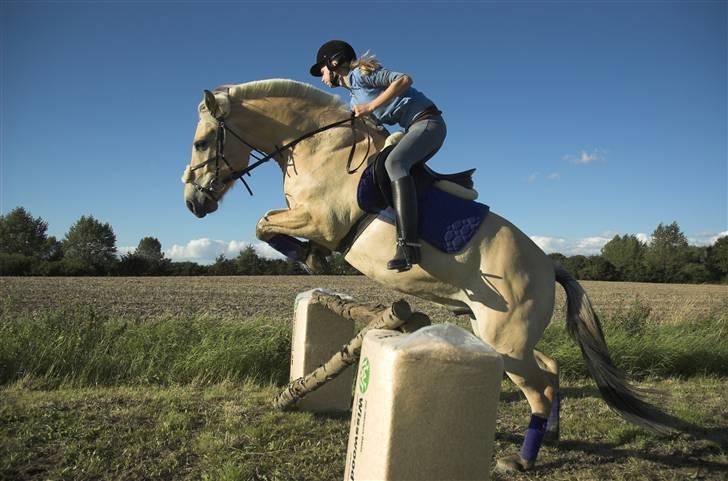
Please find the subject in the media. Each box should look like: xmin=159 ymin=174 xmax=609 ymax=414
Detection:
xmin=309 ymin=40 xmax=356 ymax=77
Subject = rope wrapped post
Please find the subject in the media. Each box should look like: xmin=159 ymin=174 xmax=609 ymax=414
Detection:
xmin=273 ymin=292 xmax=427 ymax=411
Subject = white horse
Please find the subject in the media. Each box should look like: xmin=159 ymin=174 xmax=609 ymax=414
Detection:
xmin=182 ymin=79 xmax=676 ymax=472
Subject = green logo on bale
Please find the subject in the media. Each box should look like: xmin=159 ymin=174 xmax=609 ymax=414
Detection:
xmin=359 ymin=357 xmax=371 ymax=394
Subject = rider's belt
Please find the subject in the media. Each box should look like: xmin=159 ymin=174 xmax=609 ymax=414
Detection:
xmin=407 ymin=105 xmax=442 ymax=128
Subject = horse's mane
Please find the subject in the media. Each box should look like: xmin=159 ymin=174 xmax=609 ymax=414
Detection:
xmin=208 ymin=79 xmax=385 ymax=137
xmin=217 ymin=79 xmax=346 ymax=110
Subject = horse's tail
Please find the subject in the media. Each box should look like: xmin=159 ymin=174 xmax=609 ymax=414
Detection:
xmin=553 ymin=262 xmax=677 ymax=434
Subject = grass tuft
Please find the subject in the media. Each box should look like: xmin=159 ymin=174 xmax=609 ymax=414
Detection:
xmin=0 ymin=298 xmax=291 ymax=388
xmin=538 ymin=299 xmax=728 ymax=379
xmin=1 ymin=296 xmax=727 ymax=388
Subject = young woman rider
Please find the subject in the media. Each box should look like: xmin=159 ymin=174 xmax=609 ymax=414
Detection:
xmin=310 ymin=40 xmax=446 ymax=272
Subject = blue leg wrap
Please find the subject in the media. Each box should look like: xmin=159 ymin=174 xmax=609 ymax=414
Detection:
xmin=547 ymin=391 xmax=560 ymax=433
xmin=266 ymin=234 xmax=307 ymax=262
xmin=520 ymin=415 xmax=548 ymax=462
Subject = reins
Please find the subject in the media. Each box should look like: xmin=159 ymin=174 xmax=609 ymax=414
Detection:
xmin=190 ymin=111 xmax=371 ymax=200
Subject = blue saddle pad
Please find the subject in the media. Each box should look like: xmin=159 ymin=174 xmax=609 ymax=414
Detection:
xmin=357 ymin=164 xmax=490 ymax=254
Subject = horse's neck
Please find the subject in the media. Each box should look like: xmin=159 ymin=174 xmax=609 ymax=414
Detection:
xmin=229 ymin=96 xmax=360 ymax=172
xmin=230 ymin=94 xmax=385 ymax=247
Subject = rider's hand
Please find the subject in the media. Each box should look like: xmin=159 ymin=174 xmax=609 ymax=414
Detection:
xmin=321 ymin=66 xmax=335 ymax=88
xmin=352 ymin=103 xmax=373 ymax=117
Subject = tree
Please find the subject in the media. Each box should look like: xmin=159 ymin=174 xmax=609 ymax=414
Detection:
xmin=167 ymin=261 xmax=208 ymax=276
xmin=326 ymin=252 xmax=362 ymax=275
xmin=209 ymin=254 xmax=236 ymax=275
xmin=561 ymin=255 xmax=589 ymax=279
xmin=236 ymin=246 xmax=261 ymax=275
xmin=62 ymin=215 xmax=117 ymax=274
xmin=708 ymin=235 xmax=728 ymax=280
xmin=601 ymin=234 xmax=647 ymax=281
xmin=580 ymin=256 xmax=617 ymax=281
xmin=0 ymin=253 xmax=38 ymax=275
xmin=677 ymin=263 xmax=713 ymax=284
xmin=115 ymin=253 xmax=150 ymax=276
xmin=116 ymin=236 xmax=171 ymax=276
xmin=135 ymin=237 xmax=165 ymax=262
xmin=547 ymin=253 xmax=567 ymax=264
xmin=644 ymin=221 xmax=690 ymax=282
xmin=43 ymin=236 xmax=63 ymax=261
xmin=0 ymin=207 xmax=51 ymax=257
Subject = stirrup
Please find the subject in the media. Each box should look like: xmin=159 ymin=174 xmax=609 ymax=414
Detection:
xmin=387 ymin=240 xmax=422 ymax=272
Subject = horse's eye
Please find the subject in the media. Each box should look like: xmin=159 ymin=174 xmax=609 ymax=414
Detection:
xmin=194 ymin=140 xmax=208 ymax=151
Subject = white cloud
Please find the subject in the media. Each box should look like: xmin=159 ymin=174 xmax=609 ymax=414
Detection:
xmin=574 ymin=236 xmax=612 ymax=253
xmin=563 ymin=148 xmax=605 ymax=165
xmin=546 ymin=172 xmax=560 ymax=180
xmin=531 ymin=235 xmax=611 ymax=256
xmin=117 ymin=245 xmax=136 ymax=257
xmin=528 ymin=173 xmax=538 ymax=183
xmin=531 ymin=229 xmax=728 ymax=256
xmin=164 ymin=238 xmax=285 ymax=264
xmin=635 ymin=232 xmax=652 ymax=244
xmin=160 ymin=229 xmax=728 ymax=266
xmin=530 ymin=236 xmax=568 ymax=253
xmin=688 ymin=230 xmax=728 ymax=246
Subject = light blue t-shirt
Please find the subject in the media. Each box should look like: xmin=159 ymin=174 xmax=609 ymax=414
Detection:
xmin=346 ymin=66 xmax=435 ymax=128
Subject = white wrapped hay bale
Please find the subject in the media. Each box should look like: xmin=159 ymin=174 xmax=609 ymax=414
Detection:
xmin=289 ymin=289 xmax=355 ymax=413
xmin=345 ymin=324 xmax=504 ymax=481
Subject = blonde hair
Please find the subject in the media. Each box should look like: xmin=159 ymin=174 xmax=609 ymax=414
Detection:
xmin=349 ymin=50 xmax=382 ymax=76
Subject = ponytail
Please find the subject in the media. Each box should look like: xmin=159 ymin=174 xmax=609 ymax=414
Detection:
xmin=349 ymin=50 xmax=382 ymax=76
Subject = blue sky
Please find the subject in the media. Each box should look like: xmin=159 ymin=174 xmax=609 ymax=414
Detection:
xmin=1 ymin=1 xmax=726 ymax=263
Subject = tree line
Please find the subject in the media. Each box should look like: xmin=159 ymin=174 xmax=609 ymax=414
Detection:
xmin=0 ymin=207 xmax=358 ymax=276
xmin=548 ymin=221 xmax=728 ymax=284
xmin=1 ymin=207 xmax=726 ymax=282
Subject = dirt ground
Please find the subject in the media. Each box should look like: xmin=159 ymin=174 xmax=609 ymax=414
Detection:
xmin=2 ymin=276 xmax=727 ymax=324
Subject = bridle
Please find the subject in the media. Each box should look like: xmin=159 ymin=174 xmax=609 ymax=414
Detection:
xmin=189 ymin=108 xmax=372 ymax=201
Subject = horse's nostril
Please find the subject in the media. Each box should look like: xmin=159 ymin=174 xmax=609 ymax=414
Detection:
xmin=186 ymin=200 xmax=195 ymax=214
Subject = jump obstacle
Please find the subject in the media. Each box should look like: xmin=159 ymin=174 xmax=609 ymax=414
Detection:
xmin=273 ymin=289 xmax=504 ymax=481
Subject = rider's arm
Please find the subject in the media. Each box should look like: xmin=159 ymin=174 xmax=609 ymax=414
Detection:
xmin=354 ymin=68 xmax=413 ymax=115
xmin=369 ymin=76 xmax=411 ymax=110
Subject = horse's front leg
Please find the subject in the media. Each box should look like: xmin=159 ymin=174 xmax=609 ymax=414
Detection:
xmin=256 ymin=208 xmax=332 ymax=270
xmin=255 ymin=208 xmax=314 ymax=240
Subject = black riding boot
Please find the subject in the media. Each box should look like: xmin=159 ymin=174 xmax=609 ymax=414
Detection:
xmin=387 ymin=177 xmax=421 ymax=272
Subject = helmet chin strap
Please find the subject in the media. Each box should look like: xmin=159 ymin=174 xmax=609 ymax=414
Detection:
xmin=328 ymin=71 xmax=341 ymax=87
xmin=325 ymin=52 xmax=348 ymax=87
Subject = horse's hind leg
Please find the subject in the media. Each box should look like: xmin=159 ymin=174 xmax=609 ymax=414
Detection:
xmin=499 ymin=352 xmax=554 ymax=472
xmin=535 ymin=349 xmax=560 ymax=444
xmin=468 ymin=303 xmax=554 ymax=473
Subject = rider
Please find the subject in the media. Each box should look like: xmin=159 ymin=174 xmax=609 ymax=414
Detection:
xmin=310 ymin=40 xmax=447 ymax=272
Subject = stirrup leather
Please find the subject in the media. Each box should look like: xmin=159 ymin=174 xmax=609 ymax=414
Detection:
xmin=387 ymin=239 xmax=421 ymax=272
xmin=397 ymin=240 xmax=422 ymax=248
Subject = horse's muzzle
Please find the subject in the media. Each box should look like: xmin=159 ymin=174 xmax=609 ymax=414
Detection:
xmin=185 ymin=193 xmax=218 ymax=218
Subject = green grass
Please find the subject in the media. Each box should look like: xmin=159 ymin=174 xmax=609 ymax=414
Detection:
xmin=1 ymin=296 xmax=727 ymax=389
xmin=1 ymin=378 xmax=725 ymax=481
xmin=1 ymin=297 xmax=727 ymax=480
xmin=537 ymin=297 xmax=728 ymax=379
xmin=0 ymin=298 xmax=291 ymax=388
xmin=0 ymin=381 xmax=347 ymax=481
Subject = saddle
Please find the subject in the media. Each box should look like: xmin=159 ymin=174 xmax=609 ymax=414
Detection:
xmin=265 ymin=141 xmax=487 ymax=262
xmin=359 ymin=144 xmax=478 ymax=211
xmin=355 ymin=144 xmax=490 ymax=254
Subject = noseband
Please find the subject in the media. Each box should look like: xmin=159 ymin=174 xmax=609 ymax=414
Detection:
xmin=189 ymin=111 xmax=371 ymax=201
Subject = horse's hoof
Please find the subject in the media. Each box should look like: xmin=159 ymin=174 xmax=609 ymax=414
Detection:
xmin=300 ymin=242 xmax=322 ymax=271
xmin=495 ymin=454 xmax=534 ymax=473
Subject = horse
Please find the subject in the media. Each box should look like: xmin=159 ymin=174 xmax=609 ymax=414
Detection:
xmin=181 ymin=79 xmax=677 ymax=472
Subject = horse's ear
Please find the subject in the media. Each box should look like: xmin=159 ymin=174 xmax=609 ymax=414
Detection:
xmin=203 ymin=90 xmax=222 ymax=119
